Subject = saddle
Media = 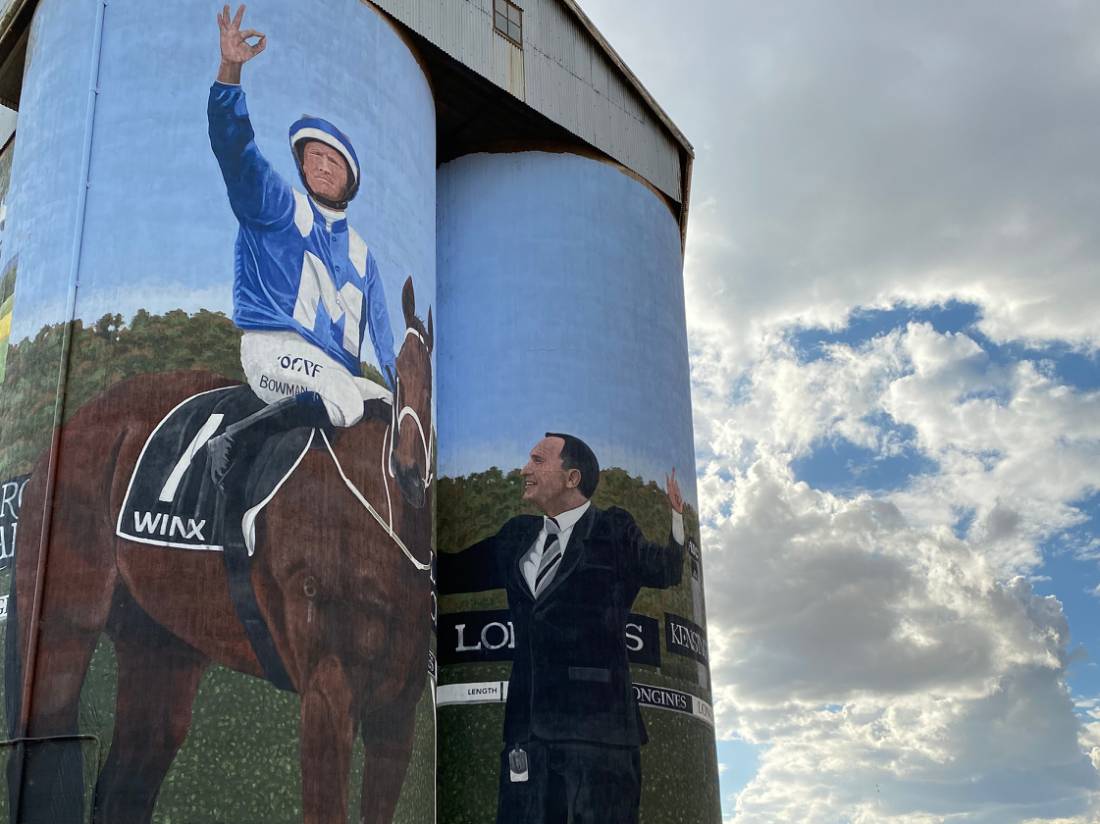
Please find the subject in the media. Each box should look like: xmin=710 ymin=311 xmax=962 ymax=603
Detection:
xmin=117 ymin=386 xmax=399 ymax=690
xmin=117 ymin=385 xmax=323 ymax=691
xmin=116 ymin=385 xmax=315 ymax=554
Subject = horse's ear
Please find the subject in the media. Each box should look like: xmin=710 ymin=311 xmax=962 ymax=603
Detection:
xmin=402 ymin=277 xmax=415 ymax=328
xmin=426 ymin=307 xmax=434 ymax=353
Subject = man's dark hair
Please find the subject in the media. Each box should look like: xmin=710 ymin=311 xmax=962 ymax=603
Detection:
xmin=546 ymin=432 xmax=600 ymax=499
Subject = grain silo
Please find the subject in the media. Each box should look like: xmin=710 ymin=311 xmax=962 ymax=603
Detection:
xmin=0 ymin=0 xmax=716 ymax=821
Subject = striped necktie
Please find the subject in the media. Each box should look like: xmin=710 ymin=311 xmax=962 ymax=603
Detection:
xmin=533 ymin=518 xmax=563 ymax=597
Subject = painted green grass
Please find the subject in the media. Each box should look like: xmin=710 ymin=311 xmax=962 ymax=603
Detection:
xmin=0 ymin=610 xmax=435 ymax=823
xmin=438 ymin=699 xmax=721 ymax=824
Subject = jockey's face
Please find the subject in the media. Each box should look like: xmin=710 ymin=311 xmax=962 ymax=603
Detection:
xmin=521 ymin=436 xmax=582 ymax=517
xmin=301 ymin=140 xmax=350 ymax=203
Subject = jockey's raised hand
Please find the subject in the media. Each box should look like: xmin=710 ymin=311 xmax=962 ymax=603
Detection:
xmin=217 ymin=4 xmax=266 ymax=84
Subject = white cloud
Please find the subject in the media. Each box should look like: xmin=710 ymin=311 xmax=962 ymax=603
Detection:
xmin=575 ymin=1 xmax=1100 ymax=819
xmin=586 ymin=0 xmax=1100 ymax=369
xmin=695 ymin=325 xmax=1100 ymax=820
xmin=702 ymin=453 xmax=1098 ymax=821
xmin=705 ymin=458 xmax=1062 ymax=706
xmin=696 ymin=321 xmax=1100 ymax=571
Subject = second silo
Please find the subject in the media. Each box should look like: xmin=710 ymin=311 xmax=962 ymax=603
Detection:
xmin=435 ymin=147 xmax=720 ymax=823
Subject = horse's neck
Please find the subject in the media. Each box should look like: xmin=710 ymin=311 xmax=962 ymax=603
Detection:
xmin=329 ymin=416 xmax=429 ymax=539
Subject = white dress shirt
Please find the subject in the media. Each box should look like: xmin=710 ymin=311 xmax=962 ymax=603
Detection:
xmin=521 ymin=501 xmax=685 ymax=595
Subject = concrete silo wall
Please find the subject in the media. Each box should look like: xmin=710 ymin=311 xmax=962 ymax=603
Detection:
xmin=435 ymin=150 xmax=720 ymax=823
xmin=0 ymin=0 xmax=437 ymax=821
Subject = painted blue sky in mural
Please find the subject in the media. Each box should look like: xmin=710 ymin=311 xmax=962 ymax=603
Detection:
xmin=3 ymin=0 xmax=434 ymax=380
xmin=578 ymin=0 xmax=1100 ymax=821
xmin=436 ymin=151 xmax=697 ymax=498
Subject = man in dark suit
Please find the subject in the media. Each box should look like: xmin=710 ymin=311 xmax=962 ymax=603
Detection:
xmin=439 ymin=433 xmax=685 ymax=824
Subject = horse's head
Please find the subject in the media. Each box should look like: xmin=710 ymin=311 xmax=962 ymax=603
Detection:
xmin=389 ymin=277 xmax=434 ymax=508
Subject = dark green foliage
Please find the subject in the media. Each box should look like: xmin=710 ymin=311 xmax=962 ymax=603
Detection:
xmin=360 ymin=361 xmax=387 ymax=388
xmin=0 ymin=308 xmax=390 ymax=479
xmin=0 ymin=321 xmax=66 ymax=476
xmin=438 ymin=465 xmax=699 ymax=556
xmin=0 ymin=134 xmax=13 ymax=197
xmin=437 ymin=467 xmax=530 ymax=549
xmin=0 ymin=309 xmax=244 ymax=477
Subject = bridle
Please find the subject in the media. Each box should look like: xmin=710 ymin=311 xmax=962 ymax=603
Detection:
xmin=322 ymin=427 xmax=431 ymax=572
xmin=388 ymin=326 xmax=434 ymax=490
xmin=322 ymin=324 xmax=435 ymax=573
xmin=319 ymin=323 xmax=431 ymax=572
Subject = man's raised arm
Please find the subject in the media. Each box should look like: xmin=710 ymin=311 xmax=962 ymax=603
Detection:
xmin=209 ymin=5 xmax=292 ymax=226
xmin=623 ymin=468 xmax=686 ymax=589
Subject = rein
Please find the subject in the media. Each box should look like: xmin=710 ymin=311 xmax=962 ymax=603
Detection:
xmin=321 ymin=428 xmax=431 ymax=572
xmin=318 ymin=324 xmax=434 ymax=574
xmin=388 ymin=327 xmax=434 ymax=489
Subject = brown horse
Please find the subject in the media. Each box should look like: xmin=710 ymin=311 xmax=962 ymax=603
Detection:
xmin=5 ymin=278 xmax=434 ymax=824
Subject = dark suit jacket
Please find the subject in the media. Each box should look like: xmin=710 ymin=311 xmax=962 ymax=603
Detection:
xmin=439 ymin=505 xmax=683 ymax=748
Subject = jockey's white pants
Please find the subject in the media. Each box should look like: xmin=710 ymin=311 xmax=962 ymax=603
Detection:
xmin=240 ymin=330 xmax=392 ymax=428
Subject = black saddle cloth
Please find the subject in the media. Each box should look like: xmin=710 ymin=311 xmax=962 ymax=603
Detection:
xmin=116 ymin=385 xmax=314 ymax=552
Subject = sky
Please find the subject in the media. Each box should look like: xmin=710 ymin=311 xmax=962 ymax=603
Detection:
xmin=577 ymin=1 xmax=1100 ymax=821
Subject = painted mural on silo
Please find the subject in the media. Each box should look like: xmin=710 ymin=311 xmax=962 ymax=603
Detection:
xmin=435 ymin=151 xmax=721 ymax=823
xmin=0 ymin=131 xmax=20 ymax=614
xmin=0 ymin=2 xmax=436 ymax=822
xmin=0 ymin=131 xmax=15 ymax=385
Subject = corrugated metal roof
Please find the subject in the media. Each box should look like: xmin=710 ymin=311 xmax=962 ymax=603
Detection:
xmin=371 ymin=0 xmax=691 ymax=207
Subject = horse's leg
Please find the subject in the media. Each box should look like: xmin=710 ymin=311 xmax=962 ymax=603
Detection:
xmin=8 ymin=622 xmax=102 ymax=824
xmin=92 ymin=597 xmax=208 ymax=824
xmin=299 ymin=655 xmax=356 ymax=824
xmin=6 ymin=473 xmax=117 ymax=824
xmin=357 ymin=695 xmax=420 ymax=824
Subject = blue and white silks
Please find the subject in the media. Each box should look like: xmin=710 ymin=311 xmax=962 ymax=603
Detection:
xmin=208 ymin=82 xmax=396 ymax=385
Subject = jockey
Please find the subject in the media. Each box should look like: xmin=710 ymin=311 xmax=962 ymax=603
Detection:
xmin=205 ymin=5 xmax=395 ymax=487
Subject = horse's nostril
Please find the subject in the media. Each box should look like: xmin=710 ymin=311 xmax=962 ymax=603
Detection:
xmin=395 ymin=462 xmax=427 ymax=508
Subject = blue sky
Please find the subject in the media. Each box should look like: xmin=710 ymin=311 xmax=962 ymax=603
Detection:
xmin=579 ymin=1 xmax=1100 ymax=820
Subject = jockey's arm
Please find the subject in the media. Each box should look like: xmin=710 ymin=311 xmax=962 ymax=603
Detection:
xmin=208 ymin=84 xmax=295 ymax=229
xmin=364 ymin=253 xmax=397 ymax=391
